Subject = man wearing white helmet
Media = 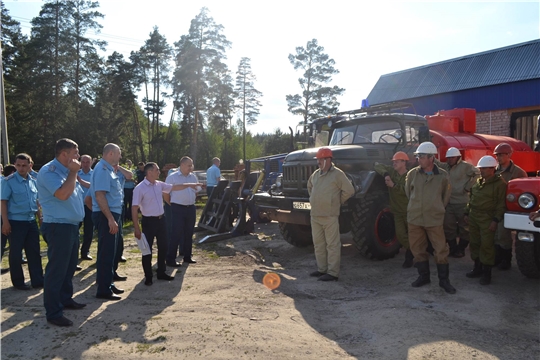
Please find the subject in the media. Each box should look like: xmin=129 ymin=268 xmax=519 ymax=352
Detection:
xmin=437 ymin=147 xmax=480 ymax=258
xmin=405 ymin=141 xmax=455 ymax=294
xmin=464 ymin=155 xmax=506 ymax=285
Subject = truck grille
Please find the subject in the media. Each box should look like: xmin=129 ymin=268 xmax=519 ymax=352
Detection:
xmin=283 ymin=164 xmax=317 ymax=191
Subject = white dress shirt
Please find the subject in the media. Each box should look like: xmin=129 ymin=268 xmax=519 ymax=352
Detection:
xmin=165 ymin=171 xmax=198 ymax=205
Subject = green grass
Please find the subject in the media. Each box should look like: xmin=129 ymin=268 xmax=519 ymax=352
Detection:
xmin=135 ymin=343 xmax=152 ymax=353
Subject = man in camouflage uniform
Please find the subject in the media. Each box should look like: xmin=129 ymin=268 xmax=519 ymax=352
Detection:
xmin=493 ymin=143 xmax=527 ymax=270
xmin=464 ymin=155 xmax=507 ymax=285
xmin=374 ymin=151 xmax=413 ymax=268
xmin=437 ymin=147 xmax=480 ymax=258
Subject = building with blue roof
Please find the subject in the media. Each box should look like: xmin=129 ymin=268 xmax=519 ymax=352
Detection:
xmin=366 ymin=39 xmax=540 ymax=149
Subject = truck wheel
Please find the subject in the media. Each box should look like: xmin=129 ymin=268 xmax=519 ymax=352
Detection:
xmin=515 ymin=233 xmax=540 ymax=279
xmin=351 ymin=191 xmax=400 ymax=260
xmin=278 ymin=222 xmax=313 ymax=247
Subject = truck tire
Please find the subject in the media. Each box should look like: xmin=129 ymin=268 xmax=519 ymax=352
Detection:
xmin=515 ymin=233 xmax=540 ymax=279
xmin=279 ymin=222 xmax=313 ymax=247
xmin=351 ymin=191 xmax=400 ymax=260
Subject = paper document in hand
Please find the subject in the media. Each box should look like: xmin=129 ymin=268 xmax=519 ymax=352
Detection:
xmin=136 ymin=233 xmax=151 ymax=256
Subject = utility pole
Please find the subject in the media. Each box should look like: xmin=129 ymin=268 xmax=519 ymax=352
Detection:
xmin=242 ymin=91 xmax=246 ymax=163
xmin=0 ymin=51 xmax=10 ymax=166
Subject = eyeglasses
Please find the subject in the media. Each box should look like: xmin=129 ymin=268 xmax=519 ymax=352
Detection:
xmin=415 ymin=154 xmax=429 ymax=159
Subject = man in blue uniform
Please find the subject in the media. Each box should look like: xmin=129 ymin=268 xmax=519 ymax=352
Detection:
xmin=1 ymin=164 xmax=16 ymax=274
xmin=112 ymin=164 xmax=133 ymax=279
xmin=78 ymin=155 xmax=94 ymax=260
xmin=37 ymin=139 xmax=86 ymax=327
xmin=91 ymin=143 xmax=125 ymax=300
xmin=206 ymin=157 xmax=221 ymax=196
xmin=1 ymin=153 xmax=44 ymax=290
xmin=122 ymin=159 xmax=136 ymax=222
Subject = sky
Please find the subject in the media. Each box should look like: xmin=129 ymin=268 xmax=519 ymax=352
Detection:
xmin=3 ymin=0 xmax=540 ymax=135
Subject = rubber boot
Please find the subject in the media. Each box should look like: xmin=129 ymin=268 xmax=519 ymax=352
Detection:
xmin=498 ymin=248 xmax=512 ymax=270
xmin=466 ymin=258 xmax=483 ymax=278
xmin=447 ymin=239 xmax=458 ymax=258
xmin=480 ymin=265 xmax=492 ymax=285
xmin=402 ymin=249 xmax=414 ymax=268
xmin=411 ymin=261 xmax=430 ymax=287
xmin=494 ymin=245 xmax=503 ymax=267
xmin=454 ymin=239 xmax=469 ymax=258
xmin=437 ymin=263 xmax=456 ymax=294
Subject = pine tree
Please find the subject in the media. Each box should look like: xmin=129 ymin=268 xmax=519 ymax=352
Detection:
xmin=69 ymin=0 xmax=106 ymax=123
xmin=1 ymin=5 xmax=28 ymax=162
xmin=21 ymin=0 xmax=75 ymax=160
xmin=134 ymin=26 xmax=172 ymax=161
xmin=286 ymin=39 xmax=344 ymax=140
xmin=235 ymin=57 xmax=262 ymax=161
xmin=172 ymin=7 xmax=232 ymax=163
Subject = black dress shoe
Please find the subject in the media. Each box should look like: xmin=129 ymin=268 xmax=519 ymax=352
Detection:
xmin=1 ymin=268 xmax=10 ymax=274
xmin=183 ymin=258 xmax=197 ymax=264
xmin=76 ymin=265 xmax=83 ymax=271
xmin=144 ymin=278 xmax=153 ymax=286
xmin=166 ymin=262 xmax=182 ymax=267
xmin=318 ymin=274 xmax=338 ymax=282
xmin=119 ymin=256 xmax=127 ymax=263
xmin=64 ymin=301 xmax=87 ymax=310
xmin=96 ymin=293 xmax=121 ymax=301
xmin=111 ymin=285 xmax=124 ymax=294
xmin=80 ymin=254 xmax=93 ymax=261
xmin=309 ymin=271 xmax=325 ymax=277
xmin=113 ymin=273 xmax=127 ymax=281
xmin=157 ymin=273 xmax=175 ymax=281
xmin=47 ymin=316 xmax=73 ymax=327
xmin=14 ymin=284 xmax=31 ymax=290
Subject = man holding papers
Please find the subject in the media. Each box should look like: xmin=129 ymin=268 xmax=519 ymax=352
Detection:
xmin=131 ymin=162 xmax=186 ymax=286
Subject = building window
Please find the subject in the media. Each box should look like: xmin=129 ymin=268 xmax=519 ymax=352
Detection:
xmin=511 ymin=111 xmax=540 ymax=151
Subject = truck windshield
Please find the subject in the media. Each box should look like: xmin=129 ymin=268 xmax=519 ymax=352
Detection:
xmin=330 ymin=121 xmax=404 ymax=145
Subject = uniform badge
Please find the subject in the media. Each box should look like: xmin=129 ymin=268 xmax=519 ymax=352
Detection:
xmin=49 ymin=165 xmax=56 ymax=172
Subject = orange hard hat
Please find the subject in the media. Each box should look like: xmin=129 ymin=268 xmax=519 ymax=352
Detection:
xmin=315 ymin=147 xmax=333 ymax=159
xmin=392 ymin=151 xmax=409 ymax=161
xmin=493 ymin=143 xmax=513 ymax=155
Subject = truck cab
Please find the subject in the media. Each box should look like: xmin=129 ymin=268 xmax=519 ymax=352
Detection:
xmin=504 ymin=177 xmax=540 ymax=278
xmin=254 ymin=103 xmax=427 ymax=259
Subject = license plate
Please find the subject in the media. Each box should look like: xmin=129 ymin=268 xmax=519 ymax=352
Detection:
xmin=292 ymin=202 xmax=311 ymax=210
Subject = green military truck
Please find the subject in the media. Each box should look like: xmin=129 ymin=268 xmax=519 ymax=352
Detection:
xmin=253 ymin=103 xmax=429 ymax=260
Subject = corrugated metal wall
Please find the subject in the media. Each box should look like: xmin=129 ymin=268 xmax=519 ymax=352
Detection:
xmin=393 ymin=78 xmax=540 ymax=116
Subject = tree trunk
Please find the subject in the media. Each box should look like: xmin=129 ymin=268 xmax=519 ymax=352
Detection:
xmin=133 ymin=102 xmax=146 ymax=162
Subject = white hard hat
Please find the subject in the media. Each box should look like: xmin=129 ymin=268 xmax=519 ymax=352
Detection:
xmin=414 ymin=141 xmax=438 ymax=155
xmin=477 ymin=155 xmax=498 ymax=168
xmin=446 ymin=147 xmax=461 ymax=157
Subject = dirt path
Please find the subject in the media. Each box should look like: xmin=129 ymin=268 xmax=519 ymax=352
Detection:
xmin=1 ymin=221 xmax=539 ymax=359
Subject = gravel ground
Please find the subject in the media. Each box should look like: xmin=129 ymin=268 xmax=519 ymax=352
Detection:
xmin=1 ymin=221 xmax=539 ymax=359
